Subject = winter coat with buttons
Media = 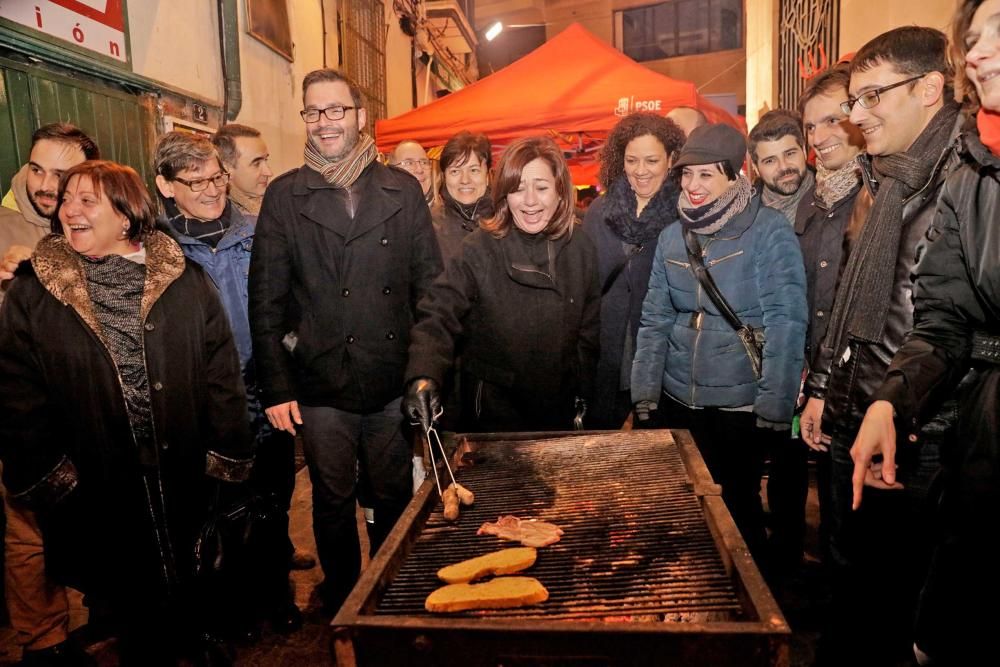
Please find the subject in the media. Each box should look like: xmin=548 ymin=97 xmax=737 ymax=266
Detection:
xmin=0 ymin=230 xmax=252 ymax=599
xmin=405 ymin=226 xmax=601 ymax=432
xmin=631 ymin=195 xmax=807 ymax=424
xmin=249 ymin=161 xmax=442 ymax=413
xmin=794 ymin=181 xmax=870 ymax=369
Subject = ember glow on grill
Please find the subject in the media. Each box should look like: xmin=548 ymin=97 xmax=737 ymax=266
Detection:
xmin=378 ymin=431 xmax=741 ymax=620
xmin=334 ymin=430 xmax=789 ymax=666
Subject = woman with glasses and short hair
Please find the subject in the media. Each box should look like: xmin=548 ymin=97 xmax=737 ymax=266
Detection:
xmin=402 ymin=136 xmax=600 ymax=433
xmin=0 ymin=160 xmax=253 ymax=663
xmin=153 ymin=130 xmax=306 ymax=637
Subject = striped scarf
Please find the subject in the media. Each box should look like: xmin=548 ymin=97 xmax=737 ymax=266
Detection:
xmin=304 ymin=133 xmax=378 ymax=188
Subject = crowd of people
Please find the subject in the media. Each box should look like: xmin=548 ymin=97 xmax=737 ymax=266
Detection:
xmin=0 ymin=2 xmax=996 ymax=665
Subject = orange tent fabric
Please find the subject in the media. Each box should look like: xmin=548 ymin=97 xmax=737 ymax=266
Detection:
xmin=375 ymin=23 xmax=743 ymax=184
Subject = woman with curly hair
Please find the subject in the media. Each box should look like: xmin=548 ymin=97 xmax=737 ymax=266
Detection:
xmin=581 ymin=112 xmax=686 ymax=428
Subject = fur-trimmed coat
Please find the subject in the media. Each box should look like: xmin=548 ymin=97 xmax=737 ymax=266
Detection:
xmin=0 ymin=231 xmax=252 ymax=599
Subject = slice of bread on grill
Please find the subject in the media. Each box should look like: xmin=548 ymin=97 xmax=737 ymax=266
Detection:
xmin=425 ymin=576 xmax=549 ymax=612
xmin=436 ymin=547 xmax=538 ymax=584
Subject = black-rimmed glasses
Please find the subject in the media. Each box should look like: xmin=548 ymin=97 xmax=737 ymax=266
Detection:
xmin=300 ymin=106 xmax=357 ymax=122
xmin=841 ymin=74 xmax=926 ymax=114
xmin=173 ymin=172 xmax=229 ymax=192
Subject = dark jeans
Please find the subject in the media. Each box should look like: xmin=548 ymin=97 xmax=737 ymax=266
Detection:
xmin=659 ymin=399 xmax=771 ymax=563
xmin=249 ymin=429 xmax=296 ymax=605
xmin=914 ymin=367 xmax=1000 ymax=663
xmin=299 ymin=398 xmax=412 ymax=611
xmin=765 ymin=432 xmax=809 ymax=570
xmin=821 ymin=429 xmax=940 ymax=665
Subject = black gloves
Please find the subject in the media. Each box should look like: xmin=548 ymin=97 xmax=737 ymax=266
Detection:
xmin=403 ymin=377 xmax=441 ymax=432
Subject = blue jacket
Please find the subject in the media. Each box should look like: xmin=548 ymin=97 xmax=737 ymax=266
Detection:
xmin=631 ymin=195 xmax=807 ymax=423
xmin=164 ymin=206 xmax=255 ymax=369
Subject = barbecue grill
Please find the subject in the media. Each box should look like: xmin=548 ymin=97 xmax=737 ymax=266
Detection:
xmin=333 ymin=429 xmax=790 ymax=666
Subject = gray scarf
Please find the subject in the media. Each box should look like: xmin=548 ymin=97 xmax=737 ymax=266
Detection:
xmin=815 ymin=158 xmax=862 ymax=208
xmin=826 ymin=102 xmax=960 ymax=356
xmin=761 ymin=169 xmax=815 ymax=224
xmin=678 ymin=175 xmax=752 ymax=235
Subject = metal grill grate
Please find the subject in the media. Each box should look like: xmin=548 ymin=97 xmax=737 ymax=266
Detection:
xmin=376 ymin=431 xmax=742 ymax=620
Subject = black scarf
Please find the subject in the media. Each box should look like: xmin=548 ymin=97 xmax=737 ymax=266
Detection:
xmin=826 ymin=102 xmax=960 ymax=356
xmin=164 ymin=197 xmax=232 ymax=248
xmin=602 ymin=176 xmax=679 ymax=245
xmin=442 ymin=189 xmax=494 ymax=231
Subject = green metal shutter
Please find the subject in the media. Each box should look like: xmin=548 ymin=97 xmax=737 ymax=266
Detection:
xmin=0 ymin=54 xmax=155 ymax=196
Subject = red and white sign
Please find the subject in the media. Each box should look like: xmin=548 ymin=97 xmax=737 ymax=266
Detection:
xmin=0 ymin=0 xmax=128 ymax=63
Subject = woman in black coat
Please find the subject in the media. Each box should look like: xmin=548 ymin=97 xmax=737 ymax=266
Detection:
xmin=403 ymin=136 xmax=600 ymax=432
xmin=851 ymin=2 xmax=1000 ymax=662
xmin=581 ymin=112 xmax=685 ymax=428
xmin=0 ymin=161 xmax=252 ymax=664
xmin=430 ymin=131 xmax=493 ymax=265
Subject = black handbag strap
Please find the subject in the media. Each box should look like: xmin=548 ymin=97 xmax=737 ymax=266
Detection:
xmin=601 ymin=243 xmax=643 ymax=295
xmin=683 ymin=228 xmax=748 ymax=334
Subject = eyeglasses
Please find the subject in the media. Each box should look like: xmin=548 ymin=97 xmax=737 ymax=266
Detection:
xmin=173 ymin=172 xmax=230 ymax=192
xmin=395 ymin=158 xmax=431 ymax=169
xmin=840 ymin=74 xmax=926 ymax=114
xmin=300 ymin=105 xmax=357 ymax=122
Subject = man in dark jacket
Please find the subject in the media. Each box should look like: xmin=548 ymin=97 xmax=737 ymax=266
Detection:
xmin=797 ymin=27 xmax=963 ymax=664
xmin=248 ymin=69 xmax=442 ymax=614
xmin=747 ymin=109 xmax=816 ymax=576
xmin=792 ymin=64 xmax=870 ymax=564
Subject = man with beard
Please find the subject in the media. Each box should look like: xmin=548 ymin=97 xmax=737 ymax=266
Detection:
xmin=749 ymin=110 xmax=814 ymax=224
xmin=0 ymin=122 xmax=97 ymax=665
xmin=744 ymin=110 xmax=814 ymax=578
xmin=1 ymin=124 xmax=99 ymax=296
xmin=212 ymin=123 xmax=274 ymax=216
xmin=793 ymin=63 xmax=871 ymax=567
xmin=248 ymin=69 xmax=441 ymax=614
xmin=798 ymin=27 xmax=963 ymax=665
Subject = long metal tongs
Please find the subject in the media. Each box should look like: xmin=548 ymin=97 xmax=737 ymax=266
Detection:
xmin=421 ymin=406 xmax=457 ymax=498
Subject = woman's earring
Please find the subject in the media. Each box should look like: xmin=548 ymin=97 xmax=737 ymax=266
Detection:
xmin=119 ymin=224 xmax=129 ymax=239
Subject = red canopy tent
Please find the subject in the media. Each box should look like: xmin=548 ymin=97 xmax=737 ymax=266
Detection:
xmin=375 ymin=23 xmax=743 ymax=184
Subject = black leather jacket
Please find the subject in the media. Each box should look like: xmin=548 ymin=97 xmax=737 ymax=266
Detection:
xmin=807 ymin=115 xmax=963 ymax=439
xmin=872 ymin=126 xmax=1000 ymax=429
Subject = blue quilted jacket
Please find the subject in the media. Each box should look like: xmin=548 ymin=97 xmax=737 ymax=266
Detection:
xmin=631 ymin=195 xmax=807 ymax=423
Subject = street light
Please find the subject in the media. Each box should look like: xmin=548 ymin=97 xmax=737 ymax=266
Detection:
xmin=485 ymin=21 xmax=503 ymax=42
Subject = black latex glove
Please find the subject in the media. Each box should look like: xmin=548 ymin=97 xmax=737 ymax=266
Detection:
xmin=402 ymin=377 xmax=441 ymax=432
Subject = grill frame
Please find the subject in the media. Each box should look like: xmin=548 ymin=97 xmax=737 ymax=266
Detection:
xmin=332 ymin=430 xmax=790 ymax=666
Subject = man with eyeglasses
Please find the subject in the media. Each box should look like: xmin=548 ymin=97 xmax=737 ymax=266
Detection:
xmin=248 ymin=69 xmax=441 ymax=615
xmin=153 ymin=131 xmax=305 ymax=636
xmin=796 ymin=27 xmax=964 ymax=666
xmin=389 ymin=140 xmax=435 ymax=206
